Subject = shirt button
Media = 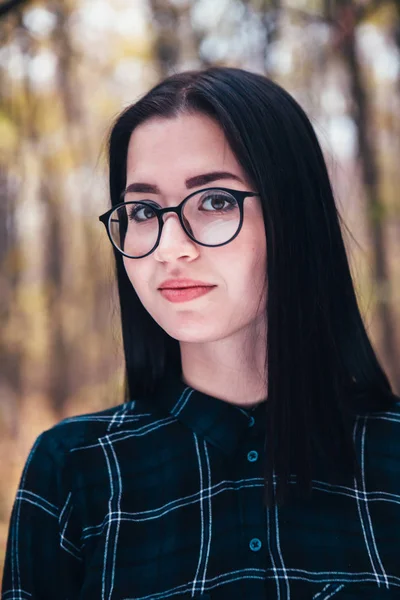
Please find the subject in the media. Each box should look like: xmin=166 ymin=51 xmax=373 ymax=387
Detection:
xmin=247 ymin=450 xmax=258 ymax=462
xmin=248 ymin=416 xmax=255 ymax=427
xmin=249 ymin=537 xmax=262 ymax=552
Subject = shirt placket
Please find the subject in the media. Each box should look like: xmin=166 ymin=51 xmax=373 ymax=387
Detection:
xmin=236 ymin=411 xmax=269 ymax=599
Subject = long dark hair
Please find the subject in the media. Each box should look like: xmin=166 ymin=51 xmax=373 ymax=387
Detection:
xmin=108 ymin=67 xmax=396 ymax=505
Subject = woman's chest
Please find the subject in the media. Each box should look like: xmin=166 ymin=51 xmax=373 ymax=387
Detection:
xmin=72 ymin=467 xmax=400 ymax=599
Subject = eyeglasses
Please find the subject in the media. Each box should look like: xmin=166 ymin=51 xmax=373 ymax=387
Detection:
xmin=99 ymin=187 xmax=259 ymax=259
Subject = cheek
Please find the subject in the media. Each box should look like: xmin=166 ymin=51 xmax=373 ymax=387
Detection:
xmin=231 ymin=226 xmax=267 ymax=301
xmin=123 ymin=259 xmax=152 ymax=300
xmin=235 ymin=220 xmax=266 ymax=273
xmin=219 ymin=234 xmax=266 ymax=301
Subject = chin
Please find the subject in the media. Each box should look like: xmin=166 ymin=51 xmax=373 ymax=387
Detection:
xmin=162 ymin=321 xmax=223 ymax=344
xmin=166 ymin=330 xmax=216 ymax=344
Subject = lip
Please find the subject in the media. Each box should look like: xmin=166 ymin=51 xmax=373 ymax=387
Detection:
xmin=159 ymin=286 xmax=216 ymax=303
xmin=158 ymin=278 xmax=215 ymax=290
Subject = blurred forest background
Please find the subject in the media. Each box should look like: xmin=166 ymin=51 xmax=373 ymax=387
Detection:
xmin=1 ymin=0 xmax=400 ymax=575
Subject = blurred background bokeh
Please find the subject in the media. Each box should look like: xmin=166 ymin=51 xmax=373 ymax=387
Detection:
xmin=1 ymin=0 xmax=400 ymax=576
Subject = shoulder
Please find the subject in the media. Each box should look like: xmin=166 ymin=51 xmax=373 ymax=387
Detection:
xmin=354 ymin=398 xmax=400 ymax=446
xmin=355 ymin=400 xmax=400 ymax=492
xmin=11 ymin=399 xmax=161 ymax=519
xmin=35 ymin=397 xmax=155 ymax=463
xmin=361 ymin=399 xmax=400 ymax=443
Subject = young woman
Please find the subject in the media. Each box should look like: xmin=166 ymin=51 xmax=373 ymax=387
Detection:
xmin=2 ymin=67 xmax=400 ymax=600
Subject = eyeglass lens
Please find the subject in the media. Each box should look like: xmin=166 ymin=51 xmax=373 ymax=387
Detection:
xmin=108 ymin=189 xmax=241 ymax=258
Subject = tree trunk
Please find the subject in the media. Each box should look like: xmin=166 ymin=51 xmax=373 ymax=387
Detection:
xmin=338 ymin=4 xmax=400 ymax=392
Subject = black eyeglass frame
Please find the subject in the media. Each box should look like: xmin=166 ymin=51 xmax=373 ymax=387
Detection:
xmin=99 ymin=186 xmax=260 ymax=259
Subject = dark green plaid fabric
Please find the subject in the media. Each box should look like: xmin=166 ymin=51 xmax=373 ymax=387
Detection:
xmin=2 ymin=374 xmax=400 ymax=599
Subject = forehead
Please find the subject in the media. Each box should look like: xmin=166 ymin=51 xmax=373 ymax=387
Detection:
xmin=126 ymin=113 xmax=245 ymax=182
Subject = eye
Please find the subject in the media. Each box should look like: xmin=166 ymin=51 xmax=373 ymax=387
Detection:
xmin=128 ymin=202 xmax=158 ymax=223
xmin=199 ymin=191 xmax=238 ymax=212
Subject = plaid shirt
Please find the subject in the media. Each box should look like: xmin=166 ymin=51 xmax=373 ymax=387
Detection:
xmin=2 ymin=373 xmax=400 ymax=600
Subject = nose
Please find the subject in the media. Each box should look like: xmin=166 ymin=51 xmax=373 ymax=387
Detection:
xmin=153 ymin=213 xmax=199 ymax=263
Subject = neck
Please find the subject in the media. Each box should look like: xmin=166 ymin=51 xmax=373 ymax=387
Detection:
xmin=179 ymin=318 xmax=268 ymax=408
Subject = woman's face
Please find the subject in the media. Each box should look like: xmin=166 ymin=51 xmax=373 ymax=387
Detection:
xmin=123 ymin=112 xmax=266 ymax=343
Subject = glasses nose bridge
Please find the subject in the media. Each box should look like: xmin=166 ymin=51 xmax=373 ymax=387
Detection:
xmin=158 ymin=203 xmax=186 ymax=234
xmin=158 ymin=203 xmax=182 ymax=220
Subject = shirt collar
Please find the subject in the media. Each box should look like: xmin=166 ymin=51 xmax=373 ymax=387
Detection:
xmin=151 ymin=372 xmax=267 ymax=456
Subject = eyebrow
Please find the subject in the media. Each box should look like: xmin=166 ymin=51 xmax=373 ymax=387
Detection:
xmin=124 ymin=171 xmax=244 ymax=194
